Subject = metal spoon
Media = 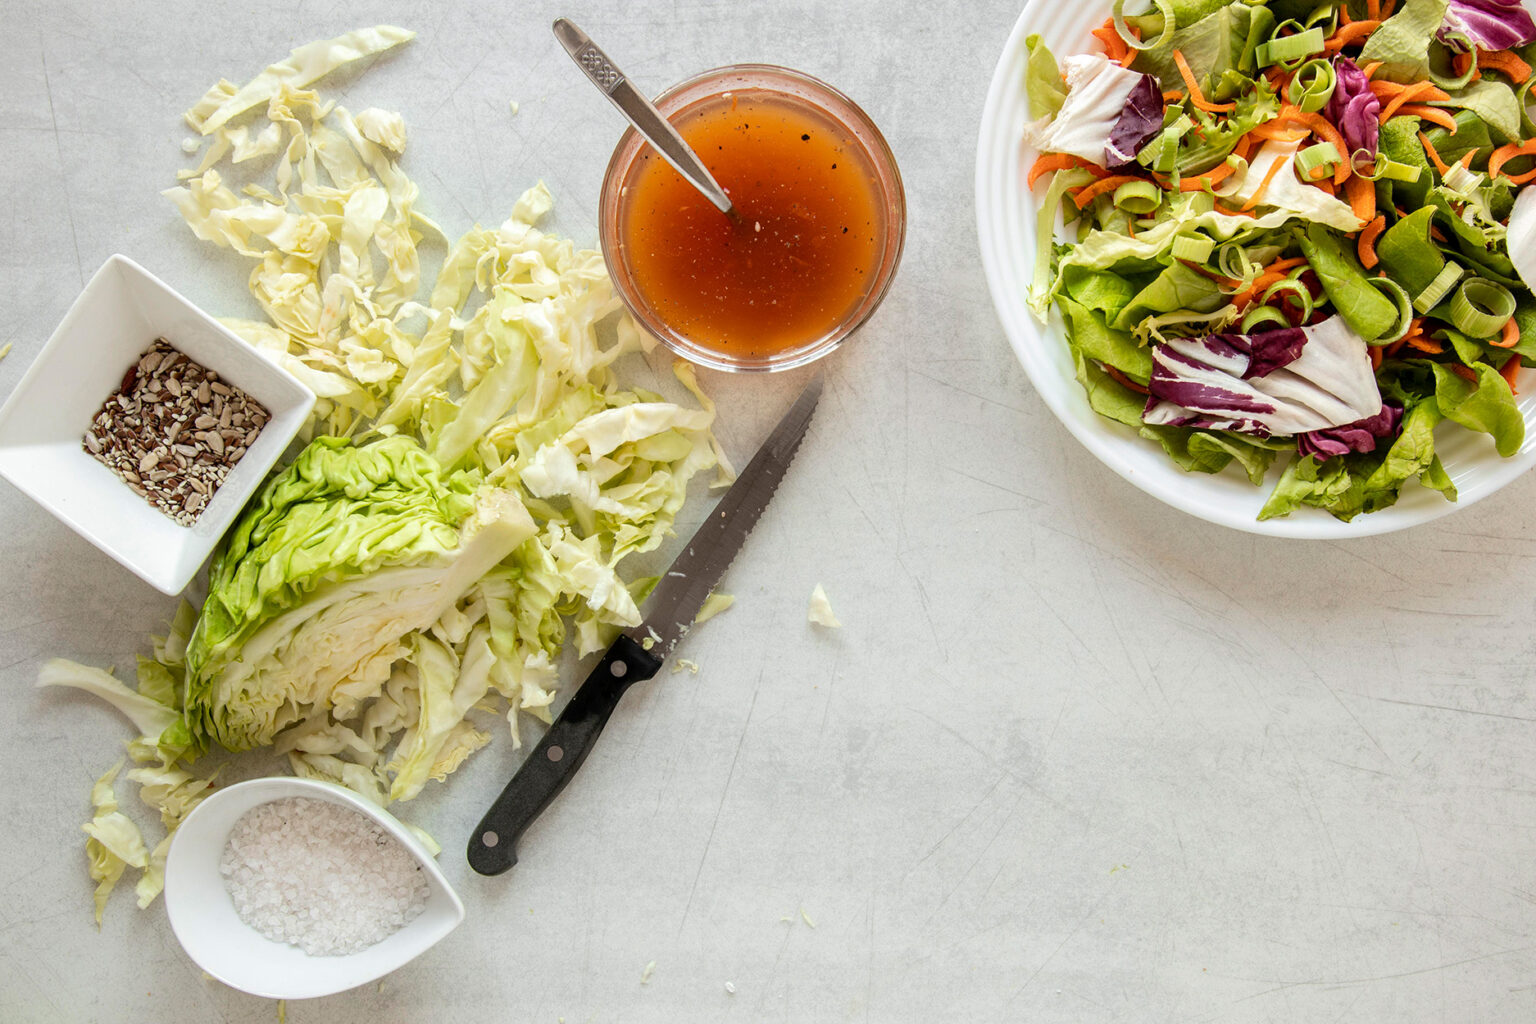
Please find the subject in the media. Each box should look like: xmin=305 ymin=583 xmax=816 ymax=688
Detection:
xmin=552 ymin=17 xmax=736 ymax=217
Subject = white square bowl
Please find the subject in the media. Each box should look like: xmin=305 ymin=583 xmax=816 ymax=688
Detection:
xmin=0 ymin=255 xmax=314 ymax=593
xmin=164 ymin=777 xmax=466 ymax=999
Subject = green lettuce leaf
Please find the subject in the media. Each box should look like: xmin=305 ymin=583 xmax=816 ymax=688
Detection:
xmin=1431 ymin=80 xmax=1523 ymax=145
xmin=1296 ymin=223 xmax=1401 ymax=342
xmin=1112 ymin=262 xmax=1226 ymax=330
xmin=1061 ymin=295 xmax=1154 ymax=381
xmin=1024 ymin=34 xmax=1067 ymax=119
xmin=1072 ymin=348 xmax=1148 ymax=427
xmin=1431 ymin=361 xmax=1525 ymax=456
xmin=1360 ymin=0 xmax=1451 ymax=84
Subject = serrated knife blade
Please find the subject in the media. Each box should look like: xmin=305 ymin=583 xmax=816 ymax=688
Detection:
xmin=468 ymin=376 xmax=822 ymax=875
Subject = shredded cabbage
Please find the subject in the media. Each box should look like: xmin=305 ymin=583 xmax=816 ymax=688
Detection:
xmin=49 ymin=26 xmax=734 ymax=918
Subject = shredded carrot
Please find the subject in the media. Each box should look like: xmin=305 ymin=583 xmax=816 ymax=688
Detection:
xmin=1378 ymin=81 xmax=1446 ymax=121
xmin=1262 ymin=256 xmax=1310 ymax=275
xmin=1231 ymin=269 xmax=1293 ymax=310
xmin=1326 ymin=20 xmax=1381 ymax=51
xmin=1408 ymin=334 xmax=1446 ymax=355
xmin=1213 ymin=202 xmax=1258 ymax=218
xmin=1430 ymin=224 xmax=1449 ymax=244
xmin=1477 ymin=48 xmax=1533 ymax=82
xmin=1451 ymin=363 xmax=1479 ymax=383
xmin=1369 ymin=345 xmax=1385 ymax=370
xmin=1069 ymin=174 xmax=1150 ymax=208
xmin=1380 ymin=0 xmax=1397 ymax=16
xmin=1419 ymin=131 xmax=1451 ymax=175
xmin=1027 ymin=154 xmax=1076 ymax=188
xmin=1490 ymin=140 xmax=1536 ymax=185
xmin=1370 ymin=80 xmax=1451 ymax=104
xmin=1162 ymin=89 xmax=1186 ymax=103
xmin=1173 ymin=50 xmax=1235 ymax=112
xmin=1344 ymin=175 xmax=1376 ymax=224
xmin=1179 ymin=162 xmax=1238 ymax=191
xmin=1104 ymin=364 xmax=1150 ymax=395
xmin=1358 ymin=215 xmax=1387 ymax=269
xmin=1501 ymin=354 xmax=1522 ymax=394
xmin=1361 ymin=61 xmax=1384 ymax=79
xmin=1339 ymin=3 xmax=1353 ymax=24
xmin=1451 ymin=51 xmax=1481 ymax=83
xmin=1251 ymin=123 xmax=1312 ymax=143
xmin=1092 ymin=21 xmax=1130 ymax=66
xmin=1275 ymin=106 xmax=1352 ymax=183
xmin=1492 ymin=316 xmax=1522 ymax=349
xmin=1384 ymin=318 xmax=1426 ymax=359
xmin=1240 ymin=155 xmax=1292 ymax=211
xmin=1397 ymin=104 xmax=1459 ymax=132
xmin=1312 ymin=177 xmax=1339 ymax=195
xmin=1367 ymin=0 xmax=1381 ymax=19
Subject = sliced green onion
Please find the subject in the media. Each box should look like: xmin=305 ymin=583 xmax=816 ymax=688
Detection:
xmin=1443 ymin=161 xmax=1482 ymax=196
xmin=1287 ymin=59 xmax=1337 ymax=114
xmin=1114 ymin=180 xmax=1162 ymax=214
xmin=1113 ymin=0 xmax=1174 ymax=52
xmin=1364 ymin=276 xmax=1414 ymax=345
xmin=1296 ymin=142 xmax=1341 ymax=181
xmin=1302 ymin=4 xmax=1339 ymax=35
xmin=1215 ymin=242 xmax=1255 ymax=281
xmin=1241 ymin=306 xmax=1291 ymax=333
xmin=1428 ymin=37 xmax=1478 ymax=90
xmin=1171 ymin=233 xmax=1215 ymax=262
xmin=1377 ymin=159 xmax=1421 ymax=183
xmin=1450 ymin=278 xmax=1517 ymax=338
xmin=1149 ymin=116 xmax=1194 ymax=176
xmin=1260 ymin=27 xmax=1326 ymax=69
xmin=1262 ymin=279 xmax=1314 ymax=319
xmin=1518 ymin=74 xmax=1536 ymax=139
xmin=1413 ymin=261 xmax=1465 ymax=313
xmin=1240 ymin=6 xmax=1278 ymax=73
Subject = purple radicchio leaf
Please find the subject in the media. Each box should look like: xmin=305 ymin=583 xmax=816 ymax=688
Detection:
xmin=1105 ymin=73 xmax=1164 ymax=169
xmin=1141 ymin=316 xmax=1383 ymax=438
xmin=1438 ymin=0 xmax=1536 ymax=51
xmin=1296 ymin=402 xmax=1403 ymax=459
xmin=1234 ymin=326 xmax=1308 ymax=379
xmin=1324 ymin=56 xmax=1380 ymax=158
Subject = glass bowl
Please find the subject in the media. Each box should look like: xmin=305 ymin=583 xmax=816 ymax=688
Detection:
xmin=599 ymin=64 xmax=905 ymax=373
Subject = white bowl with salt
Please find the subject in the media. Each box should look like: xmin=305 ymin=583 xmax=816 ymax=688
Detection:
xmin=164 ymin=776 xmax=465 ymax=999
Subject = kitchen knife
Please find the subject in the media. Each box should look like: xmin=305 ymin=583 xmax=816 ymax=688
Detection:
xmin=467 ymin=376 xmax=823 ymax=875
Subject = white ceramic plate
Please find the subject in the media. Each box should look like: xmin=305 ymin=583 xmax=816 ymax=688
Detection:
xmin=975 ymin=1 xmax=1536 ymax=538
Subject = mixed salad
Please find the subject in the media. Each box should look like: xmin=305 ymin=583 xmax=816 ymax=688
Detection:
xmin=1023 ymin=0 xmax=1536 ymax=519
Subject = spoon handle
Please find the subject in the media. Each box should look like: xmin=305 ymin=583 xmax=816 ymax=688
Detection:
xmin=552 ymin=18 xmax=735 ymax=216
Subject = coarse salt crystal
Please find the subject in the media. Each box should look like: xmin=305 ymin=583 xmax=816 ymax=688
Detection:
xmin=220 ymin=796 xmax=429 ymax=956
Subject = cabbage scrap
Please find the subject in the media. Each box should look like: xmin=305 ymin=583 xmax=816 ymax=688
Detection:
xmin=808 ymin=584 xmax=841 ymax=629
xmin=82 ymin=762 xmax=147 ymax=925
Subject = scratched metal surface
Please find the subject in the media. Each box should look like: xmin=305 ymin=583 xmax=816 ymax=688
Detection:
xmin=4 ymin=1 xmax=1536 ymax=1021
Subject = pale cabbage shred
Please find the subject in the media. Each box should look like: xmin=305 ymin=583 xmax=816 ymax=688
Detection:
xmin=42 ymin=26 xmax=736 ymax=916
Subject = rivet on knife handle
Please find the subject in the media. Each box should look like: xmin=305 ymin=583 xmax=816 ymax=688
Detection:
xmin=467 ymin=635 xmax=662 ymax=875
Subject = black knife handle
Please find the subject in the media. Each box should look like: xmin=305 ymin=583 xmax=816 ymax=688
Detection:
xmin=467 ymin=634 xmax=662 ymax=875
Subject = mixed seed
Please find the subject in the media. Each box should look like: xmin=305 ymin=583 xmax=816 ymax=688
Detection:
xmin=83 ymin=339 xmax=269 ymax=526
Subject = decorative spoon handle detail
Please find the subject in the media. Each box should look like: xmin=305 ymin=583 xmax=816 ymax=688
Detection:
xmin=552 ymin=17 xmax=735 ymax=216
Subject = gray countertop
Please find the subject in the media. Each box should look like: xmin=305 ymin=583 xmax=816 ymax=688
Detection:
xmin=5 ymin=1 xmax=1536 ymax=1021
